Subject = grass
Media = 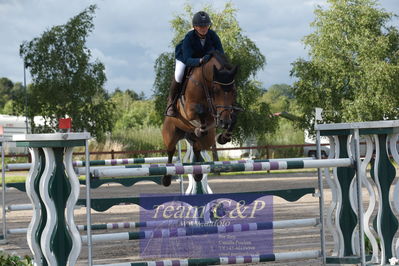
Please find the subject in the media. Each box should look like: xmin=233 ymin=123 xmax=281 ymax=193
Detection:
xmin=112 ymin=126 xmax=164 ymax=153
xmin=2 ymin=176 xmax=26 ymax=183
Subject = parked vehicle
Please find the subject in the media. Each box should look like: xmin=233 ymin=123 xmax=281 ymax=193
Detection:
xmin=0 ymin=115 xmax=29 ymax=154
xmin=0 ymin=114 xmax=47 ymax=154
xmin=302 ymin=130 xmax=330 ymax=158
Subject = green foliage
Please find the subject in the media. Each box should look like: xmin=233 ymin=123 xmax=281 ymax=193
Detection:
xmin=153 ymin=2 xmax=277 ymax=143
xmin=112 ymin=88 xmax=146 ymax=101
xmin=260 ymin=83 xmax=294 ymax=113
xmin=291 ymin=0 xmax=399 ymax=130
xmin=0 ymin=250 xmax=32 ymax=265
xmin=0 ymin=78 xmax=13 ymax=109
xmin=0 ymin=78 xmax=25 ymax=115
xmin=18 ymin=5 xmax=115 ymax=140
xmin=153 ymin=52 xmax=175 ymax=120
xmin=257 ymin=84 xmax=305 ymax=157
xmin=112 ymin=126 xmax=164 ymax=152
xmin=109 ymin=90 xmax=163 ymax=151
xmin=111 ymin=90 xmax=160 ymax=130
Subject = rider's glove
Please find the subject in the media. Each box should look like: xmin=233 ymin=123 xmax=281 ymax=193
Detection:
xmin=200 ymin=54 xmax=211 ymax=64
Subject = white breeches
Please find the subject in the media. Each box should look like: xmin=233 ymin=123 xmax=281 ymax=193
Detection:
xmin=174 ymin=60 xmax=186 ymax=83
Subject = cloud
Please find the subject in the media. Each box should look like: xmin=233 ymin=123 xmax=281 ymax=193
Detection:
xmin=0 ymin=0 xmax=398 ymax=97
xmin=91 ymin=48 xmax=128 ymax=67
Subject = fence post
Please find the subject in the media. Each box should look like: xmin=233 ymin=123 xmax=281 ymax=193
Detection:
xmin=211 ymin=145 xmax=219 ymax=162
xmin=266 ymin=145 xmax=270 ymax=173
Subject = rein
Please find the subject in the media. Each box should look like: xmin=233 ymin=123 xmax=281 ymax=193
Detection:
xmin=201 ymin=63 xmax=218 ymax=117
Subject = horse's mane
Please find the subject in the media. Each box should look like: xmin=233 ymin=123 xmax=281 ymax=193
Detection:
xmin=209 ymin=50 xmax=234 ymax=70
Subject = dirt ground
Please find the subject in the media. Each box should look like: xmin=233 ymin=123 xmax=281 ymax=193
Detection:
xmin=1 ymin=171 xmax=343 ymax=265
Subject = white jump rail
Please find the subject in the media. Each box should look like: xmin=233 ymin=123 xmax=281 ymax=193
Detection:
xmin=92 ymin=158 xmax=353 ymax=178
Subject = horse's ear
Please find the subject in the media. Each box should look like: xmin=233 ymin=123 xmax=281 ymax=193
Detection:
xmin=231 ymin=66 xmax=238 ymax=76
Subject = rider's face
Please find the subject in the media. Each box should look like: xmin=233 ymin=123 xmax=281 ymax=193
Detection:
xmin=194 ymin=25 xmax=210 ymax=37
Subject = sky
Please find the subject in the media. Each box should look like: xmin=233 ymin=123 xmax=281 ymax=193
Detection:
xmin=1 ymin=0 xmax=398 ymax=98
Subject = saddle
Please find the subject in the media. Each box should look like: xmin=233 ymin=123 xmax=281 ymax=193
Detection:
xmin=174 ymin=66 xmax=203 ymax=129
xmin=179 ymin=67 xmax=194 ymax=98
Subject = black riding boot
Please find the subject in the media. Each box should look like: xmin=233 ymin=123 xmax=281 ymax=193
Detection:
xmin=165 ymin=80 xmax=181 ymax=117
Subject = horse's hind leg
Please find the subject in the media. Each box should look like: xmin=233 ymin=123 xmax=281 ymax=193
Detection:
xmin=162 ymin=147 xmax=176 ymax=186
xmin=162 ymin=118 xmax=184 ymax=187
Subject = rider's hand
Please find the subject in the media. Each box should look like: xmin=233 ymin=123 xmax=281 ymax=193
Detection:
xmin=200 ymin=54 xmax=211 ymax=64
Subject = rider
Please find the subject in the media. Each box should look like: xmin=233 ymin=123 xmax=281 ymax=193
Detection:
xmin=165 ymin=11 xmax=225 ymax=117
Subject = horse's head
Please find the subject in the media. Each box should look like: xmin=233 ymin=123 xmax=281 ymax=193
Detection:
xmin=212 ymin=64 xmax=239 ymax=131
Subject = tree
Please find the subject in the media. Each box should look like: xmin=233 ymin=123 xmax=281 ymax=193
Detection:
xmin=260 ymin=84 xmax=294 ymax=113
xmin=153 ymin=2 xmax=277 ymax=143
xmin=0 ymin=78 xmax=13 ymax=110
xmin=110 ymin=90 xmax=159 ymax=130
xmin=111 ymin=88 xmax=145 ymax=101
xmin=258 ymin=84 xmax=304 ymax=150
xmin=19 ymin=5 xmax=114 ymax=140
xmin=291 ymin=0 xmax=399 ymax=130
xmin=0 ymin=78 xmax=25 ymax=115
xmin=109 ymin=90 xmax=164 ymax=151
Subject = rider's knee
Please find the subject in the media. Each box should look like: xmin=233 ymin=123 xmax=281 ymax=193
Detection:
xmin=175 ymin=60 xmax=185 ymax=83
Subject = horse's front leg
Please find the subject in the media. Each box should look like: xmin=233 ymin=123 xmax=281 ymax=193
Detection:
xmin=216 ymin=111 xmax=237 ymax=145
xmin=193 ymin=104 xmax=209 ymax=138
xmin=216 ymin=131 xmax=232 ymax=145
xmin=162 ymin=148 xmax=175 ymax=186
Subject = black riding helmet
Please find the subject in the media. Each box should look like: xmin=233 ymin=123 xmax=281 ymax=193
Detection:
xmin=192 ymin=11 xmax=212 ymax=27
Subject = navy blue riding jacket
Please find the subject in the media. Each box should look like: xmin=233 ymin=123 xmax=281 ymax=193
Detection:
xmin=175 ymin=29 xmax=224 ymax=67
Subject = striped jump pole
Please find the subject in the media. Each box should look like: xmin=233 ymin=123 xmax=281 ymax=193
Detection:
xmin=124 ymin=157 xmax=315 ymax=168
xmin=82 ymin=218 xmax=319 ymax=244
xmin=93 ymin=250 xmax=321 ymax=266
xmin=93 ymin=158 xmax=353 ymax=178
xmin=74 ymin=157 xmax=315 ymax=175
xmin=73 ymin=156 xmax=178 ymax=167
xmin=6 ymin=219 xmax=186 ymax=235
xmin=5 ymin=156 xmax=179 ymax=171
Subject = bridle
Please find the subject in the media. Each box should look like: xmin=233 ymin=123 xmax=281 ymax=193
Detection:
xmin=188 ymin=62 xmax=242 ymax=128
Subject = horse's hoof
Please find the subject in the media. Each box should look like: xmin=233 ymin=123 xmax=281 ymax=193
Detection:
xmin=194 ymin=174 xmax=203 ymax=182
xmin=194 ymin=128 xmax=202 ymax=137
xmin=90 ymin=173 xmax=99 ymax=180
xmin=216 ymin=133 xmax=231 ymax=145
xmin=194 ymin=127 xmax=208 ymax=137
xmin=162 ymin=175 xmax=172 ymax=186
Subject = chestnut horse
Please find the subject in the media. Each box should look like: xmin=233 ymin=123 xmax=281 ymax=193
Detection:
xmin=162 ymin=51 xmax=240 ymax=186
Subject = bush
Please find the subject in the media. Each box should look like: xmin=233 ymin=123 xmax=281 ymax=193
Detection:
xmin=0 ymin=250 xmax=32 ymax=265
